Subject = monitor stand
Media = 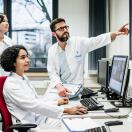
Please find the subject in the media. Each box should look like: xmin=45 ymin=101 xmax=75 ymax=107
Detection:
xmin=110 ymin=99 xmax=131 ymax=108
xmin=107 ymin=92 xmax=119 ymax=100
xmin=107 ymin=92 xmax=131 ymax=107
xmin=99 ymin=87 xmax=109 ymax=98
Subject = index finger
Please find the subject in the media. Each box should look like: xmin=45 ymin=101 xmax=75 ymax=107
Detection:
xmin=120 ymin=23 xmax=129 ymax=29
xmin=63 ymin=97 xmax=69 ymax=101
xmin=65 ymin=88 xmax=71 ymax=93
xmin=76 ymin=105 xmax=87 ymax=109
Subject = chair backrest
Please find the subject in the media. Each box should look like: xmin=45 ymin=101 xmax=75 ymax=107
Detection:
xmin=0 ymin=76 xmax=13 ymax=132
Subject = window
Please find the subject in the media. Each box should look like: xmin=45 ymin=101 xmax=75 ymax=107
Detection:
xmin=0 ymin=0 xmax=4 ymax=12
xmin=11 ymin=0 xmax=58 ymax=72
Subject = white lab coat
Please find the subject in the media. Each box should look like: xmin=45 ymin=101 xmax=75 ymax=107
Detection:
xmin=47 ymin=33 xmax=111 ymax=88
xmin=0 ymin=35 xmax=14 ymax=76
xmin=3 ymin=73 xmax=64 ymax=131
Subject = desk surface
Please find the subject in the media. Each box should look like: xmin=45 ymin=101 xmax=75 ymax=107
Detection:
xmin=44 ymin=87 xmax=132 ymax=132
xmin=92 ymin=118 xmax=132 ymax=132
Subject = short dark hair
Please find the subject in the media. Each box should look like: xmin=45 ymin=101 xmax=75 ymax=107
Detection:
xmin=0 ymin=45 xmax=28 ymax=72
xmin=50 ymin=18 xmax=66 ymax=32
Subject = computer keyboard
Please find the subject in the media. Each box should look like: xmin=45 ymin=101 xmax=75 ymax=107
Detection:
xmin=81 ymin=88 xmax=97 ymax=98
xmin=80 ymin=97 xmax=104 ymax=111
xmin=86 ymin=126 xmax=108 ymax=132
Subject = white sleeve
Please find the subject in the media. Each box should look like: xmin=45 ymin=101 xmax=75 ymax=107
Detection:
xmin=47 ymin=47 xmax=62 ymax=88
xmin=4 ymin=80 xmax=64 ymax=119
xmin=75 ymin=33 xmax=111 ymax=53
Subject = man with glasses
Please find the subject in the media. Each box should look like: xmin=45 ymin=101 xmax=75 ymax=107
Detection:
xmin=47 ymin=18 xmax=128 ymax=97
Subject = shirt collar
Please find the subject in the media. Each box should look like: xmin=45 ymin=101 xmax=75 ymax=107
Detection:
xmin=57 ymin=38 xmax=70 ymax=52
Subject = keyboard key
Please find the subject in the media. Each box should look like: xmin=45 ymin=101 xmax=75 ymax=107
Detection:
xmin=80 ymin=97 xmax=104 ymax=111
xmin=81 ymin=88 xmax=97 ymax=98
xmin=101 ymin=126 xmax=107 ymax=132
xmin=86 ymin=126 xmax=108 ymax=132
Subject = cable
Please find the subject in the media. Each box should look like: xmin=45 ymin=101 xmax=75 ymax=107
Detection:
xmin=105 ymin=107 xmax=132 ymax=119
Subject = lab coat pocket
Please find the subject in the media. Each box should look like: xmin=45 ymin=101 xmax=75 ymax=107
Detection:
xmin=75 ymin=54 xmax=82 ymax=62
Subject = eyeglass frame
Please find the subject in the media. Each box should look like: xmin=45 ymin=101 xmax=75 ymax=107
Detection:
xmin=54 ymin=25 xmax=69 ymax=32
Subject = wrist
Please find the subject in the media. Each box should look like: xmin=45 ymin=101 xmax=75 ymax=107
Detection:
xmin=56 ymin=83 xmax=63 ymax=89
xmin=63 ymin=108 xmax=70 ymax=114
xmin=110 ymin=32 xmax=117 ymax=41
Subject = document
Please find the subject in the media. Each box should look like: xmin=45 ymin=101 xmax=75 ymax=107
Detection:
xmin=48 ymin=83 xmax=82 ymax=100
xmin=62 ymin=117 xmax=101 ymax=132
xmin=63 ymin=83 xmax=83 ymax=99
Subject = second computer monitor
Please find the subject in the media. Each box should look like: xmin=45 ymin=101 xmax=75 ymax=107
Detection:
xmin=97 ymin=60 xmax=110 ymax=90
xmin=109 ymin=55 xmax=128 ymax=98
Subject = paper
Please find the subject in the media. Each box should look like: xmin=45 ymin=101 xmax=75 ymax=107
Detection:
xmin=63 ymin=83 xmax=83 ymax=99
xmin=63 ymin=83 xmax=82 ymax=92
xmin=62 ymin=117 xmax=101 ymax=132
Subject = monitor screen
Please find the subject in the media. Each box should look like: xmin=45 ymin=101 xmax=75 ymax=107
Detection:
xmin=109 ymin=56 xmax=128 ymax=97
xmin=97 ymin=60 xmax=109 ymax=89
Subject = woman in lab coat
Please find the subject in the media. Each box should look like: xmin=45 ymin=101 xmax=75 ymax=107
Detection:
xmin=0 ymin=13 xmax=14 ymax=75
xmin=0 ymin=45 xmax=87 ymax=131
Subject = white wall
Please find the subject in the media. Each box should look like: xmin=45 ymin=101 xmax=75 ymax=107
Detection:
xmin=58 ymin=0 xmax=130 ymax=76
xmin=59 ymin=0 xmax=89 ymax=77
xmin=107 ymin=0 xmax=129 ymax=58
xmin=59 ymin=0 xmax=89 ymax=37
xmin=59 ymin=0 xmax=129 ymax=58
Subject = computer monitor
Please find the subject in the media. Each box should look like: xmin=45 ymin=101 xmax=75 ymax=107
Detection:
xmin=97 ymin=60 xmax=110 ymax=92
xmin=109 ymin=55 xmax=129 ymax=100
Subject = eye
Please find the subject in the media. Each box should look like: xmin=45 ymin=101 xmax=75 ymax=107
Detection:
xmin=2 ymin=19 xmax=8 ymax=22
xmin=20 ymin=55 xmax=29 ymax=59
xmin=55 ymin=25 xmax=69 ymax=32
xmin=21 ymin=56 xmax=26 ymax=59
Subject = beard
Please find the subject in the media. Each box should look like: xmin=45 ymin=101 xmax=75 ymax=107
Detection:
xmin=56 ymin=32 xmax=70 ymax=42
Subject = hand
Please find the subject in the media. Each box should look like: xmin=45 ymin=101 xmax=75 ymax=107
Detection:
xmin=117 ymin=23 xmax=129 ymax=35
xmin=111 ymin=23 xmax=129 ymax=41
xmin=57 ymin=85 xmax=71 ymax=97
xmin=64 ymin=105 xmax=88 ymax=115
xmin=58 ymin=97 xmax=69 ymax=106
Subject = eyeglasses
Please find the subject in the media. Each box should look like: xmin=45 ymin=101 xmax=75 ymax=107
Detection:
xmin=55 ymin=26 xmax=69 ymax=32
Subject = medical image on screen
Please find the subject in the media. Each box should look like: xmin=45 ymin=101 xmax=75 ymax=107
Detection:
xmin=111 ymin=60 xmax=126 ymax=82
xmin=109 ymin=56 xmax=128 ymax=95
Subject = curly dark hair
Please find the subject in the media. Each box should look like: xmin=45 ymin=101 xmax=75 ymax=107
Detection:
xmin=50 ymin=18 xmax=66 ymax=32
xmin=0 ymin=45 xmax=28 ymax=72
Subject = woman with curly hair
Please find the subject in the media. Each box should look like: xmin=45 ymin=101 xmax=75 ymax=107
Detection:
xmin=0 ymin=45 xmax=87 ymax=131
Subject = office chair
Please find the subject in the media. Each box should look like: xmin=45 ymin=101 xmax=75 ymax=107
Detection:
xmin=0 ymin=76 xmax=37 ymax=132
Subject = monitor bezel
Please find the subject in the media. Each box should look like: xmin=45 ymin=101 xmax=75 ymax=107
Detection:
xmin=109 ymin=55 xmax=129 ymax=97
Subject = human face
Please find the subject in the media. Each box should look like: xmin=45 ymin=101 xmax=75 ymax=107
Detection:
xmin=0 ymin=15 xmax=9 ymax=33
xmin=54 ymin=21 xmax=69 ymax=42
xmin=14 ymin=49 xmax=30 ymax=76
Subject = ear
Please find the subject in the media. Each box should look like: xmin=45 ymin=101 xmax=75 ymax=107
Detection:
xmin=14 ymin=62 xmax=16 ymax=67
xmin=52 ymin=32 xmax=56 ymax=37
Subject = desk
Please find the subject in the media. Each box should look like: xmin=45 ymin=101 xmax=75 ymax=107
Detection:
xmin=44 ymin=87 xmax=132 ymax=132
xmin=61 ymin=118 xmax=132 ymax=132
xmin=90 ymin=118 xmax=132 ymax=132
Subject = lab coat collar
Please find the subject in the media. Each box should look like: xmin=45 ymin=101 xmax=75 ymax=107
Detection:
xmin=3 ymin=35 xmax=12 ymax=46
xmin=9 ymin=72 xmax=26 ymax=80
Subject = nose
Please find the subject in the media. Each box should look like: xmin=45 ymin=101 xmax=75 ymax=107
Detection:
xmin=5 ymin=22 xmax=9 ymax=27
xmin=64 ymin=27 xmax=68 ymax=31
xmin=26 ymin=56 xmax=30 ymax=63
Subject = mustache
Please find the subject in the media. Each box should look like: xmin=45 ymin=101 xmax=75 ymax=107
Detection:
xmin=63 ymin=32 xmax=69 ymax=35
